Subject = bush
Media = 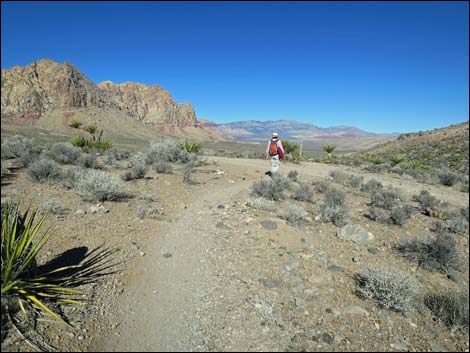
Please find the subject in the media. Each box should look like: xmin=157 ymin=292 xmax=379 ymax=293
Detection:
xmin=368 ymin=188 xmax=412 ymax=226
xmin=394 ymin=232 xmax=461 ymax=273
xmin=247 ymin=198 xmax=276 ymax=212
xmin=1 ymin=161 xmax=11 ymax=177
xmin=313 ymin=181 xmax=331 ymax=194
xmin=287 ymin=170 xmax=299 ymax=182
xmin=122 ymin=162 xmax=148 ymax=181
xmin=438 ymin=172 xmax=459 ymax=186
xmin=75 ymin=169 xmax=127 ymax=201
xmin=283 ymin=140 xmax=301 ymax=161
xmin=78 ymin=154 xmax=99 ymax=169
xmin=414 ymin=190 xmax=448 ymax=217
xmin=344 ymin=174 xmax=364 ymax=188
xmin=280 ymin=204 xmax=309 ymax=227
xmin=69 ymin=119 xmax=82 ymax=129
xmin=153 ymin=161 xmax=173 ymax=174
xmin=360 ymin=179 xmax=384 ymax=193
xmin=27 ymin=158 xmax=61 ymax=182
xmin=251 ymin=175 xmax=292 ymax=200
xmin=330 ymin=171 xmax=348 ymax=184
xmin=368 ymin=155 xmax=385 ymax=165
xmin=318 ymin=188 xmax=348 ymax=226
xmin=354 ymin=266 xmax=419 ymax=313
xmin=45 ymin=143 xmax=81 ymax=164
xmin=39 ymin=199 xmax=67 ymax=218
xmin=390 ymin=154 xmax=405 ymax=167
xmin=146 ymin=139 xmax=183 ymax=164
xmin=292 ymin=182 xmax=314 ymax=202
xmin=1 ymin=135 xmax=42 ymax=167
xmin=424 ymin=290 xmax=469 ymax=331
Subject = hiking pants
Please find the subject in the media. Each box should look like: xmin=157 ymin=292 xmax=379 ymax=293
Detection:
xmin=270 ymin=154 xmax=280 ymax=174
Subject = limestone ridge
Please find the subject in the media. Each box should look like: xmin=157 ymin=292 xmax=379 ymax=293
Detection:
xmin=1 ymin=59 xmax=196 ymax=125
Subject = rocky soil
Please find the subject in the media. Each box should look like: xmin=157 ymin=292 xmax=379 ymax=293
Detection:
xmin=1 ymin=156 xmax=468 ymax=352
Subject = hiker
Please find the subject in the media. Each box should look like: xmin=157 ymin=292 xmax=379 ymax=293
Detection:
xmin=265 ymin=132 xmax=285 ymax=176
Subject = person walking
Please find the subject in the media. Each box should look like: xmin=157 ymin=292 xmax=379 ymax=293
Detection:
xmin=265 ymin=132 xmax=285 ymax=176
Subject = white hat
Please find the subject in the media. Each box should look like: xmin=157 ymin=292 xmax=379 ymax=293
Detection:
xmin=272 ymin=132 xmax=278 ymax=137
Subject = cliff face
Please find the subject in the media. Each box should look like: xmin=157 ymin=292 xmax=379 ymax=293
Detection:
xmin=97 ymin=81 xmax=195 ymax=124
xmin=1 ymin=59 xmax=196 ymax=125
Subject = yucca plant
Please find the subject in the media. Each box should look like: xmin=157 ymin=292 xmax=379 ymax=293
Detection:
xmin=69 ymin=119 xmax=82 ymax=129
xmin=369 ymin=155 xmax=385 ymax=165
xmin=177 ymin=140 xmax=203 ymax=154
xmin=1 ymin=204 xmax=84 ymax=326
xmin=390 ymin=154 xmax=405 ymax=167
xmin=323 ymin=144 xmax=336 ymax=161
xmin=283 ymin=140 xmax=301 ymax=162
xmin=70 ymin=135 xmax=87 ymax=148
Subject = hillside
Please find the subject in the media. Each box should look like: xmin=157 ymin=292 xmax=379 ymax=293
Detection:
xmin=357 ymin=121 xmax=470 ymax=174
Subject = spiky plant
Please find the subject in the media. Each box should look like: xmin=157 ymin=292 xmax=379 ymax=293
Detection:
xmin=177 ymin=140 xmax=203 ymax=154
xmin=323 ymin=144 xmax=336 ymax=161
xmin=69 ymin=119 xmax=82 ymax=129
xmin=390 ymin=154 xmax=405 ymax=167
xmin=1 ymin=204 xmax=83 ymax=325
xmin=283 ymin=140 xmax=301 ymax=161
xmin=70 ymin=135 xmax=87 ymax=148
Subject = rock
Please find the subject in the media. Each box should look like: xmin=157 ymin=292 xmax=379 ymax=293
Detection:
xmin=308 ymin=274 xmax=330 ymax=283
xmin=337 ymin=224 xmax=374 ymax=246
xmin=367 ymin=247 xmax=379 ymax=254
xmin=163 ymin=252 xmax=172 ymax=258
xmin=75 ymin=209 xmax=86 ymax=216
xmin=139 ymin=251 xmax=146 ymax=257
xmin=259 ymin=220 xmax=277 ymax=230
xmin=327 ymin=265 xmax=345 ymax=273
xmin=217 ymin=204 xmax=225 ymax=209
xmin=216 ymin=221 xmax=231 ymax=230
xmin=343 ymin=305 xmax=369 ymax=316
xmin=390 ymin=340 xmax=409 ymax=351
xmin=259 ymin=278 xmax=283 ymax=289
xmin=322 ymin=332 xmax=334 ymax=345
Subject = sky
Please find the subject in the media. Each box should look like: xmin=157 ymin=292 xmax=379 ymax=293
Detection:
xmin=1 ymin=1 xmax=468 ymax=133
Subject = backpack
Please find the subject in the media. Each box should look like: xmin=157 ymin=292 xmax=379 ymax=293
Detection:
xmin=269 ymin=139 xmax=278 ymax=156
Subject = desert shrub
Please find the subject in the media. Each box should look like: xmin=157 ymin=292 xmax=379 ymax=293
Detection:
xmin=414 ymin=190 xmax=448 ymax=217
xmin=105 ymin=148 xmax=130 ymax=161
xmin=177 ymin=140 xmax=203 ymax=154
xmin=323 ymin=144 xmax=336 ymax=160
xmin=89 ymin=139 xmax=113 ymax=151
xmin=287 ymin=170 xmax=299 ymax=182
xmin=344 ymin=174 xmax=364 ymax=188
xmin=78 ymin=154 xmax=99 ymax=169
xmin=424 ymin=290 xmax=469 ymax=331
xmin=360 ymin=179 xmax=384 ymax=193
xmin=354 ymin=266 xmax=419 ymax=313
xmin=329 ymin=171 xmax=348 ymax=184
xmin=1 ymin=135 xmax=41 ymax=161
xmin=84 ymin=124 xmax=98 ymax=135
xmin=121 ymin=154 xmax=148 ymax=181
xmin=70 ymin=135 xmax=87 ymax=148
xmin=438 ymin=172 xmax=459 ymax=186
xmin=370 ymin=188 xmax=405 ymax=210
xmin=251 ymin=175 xmax=292 ymax=201
xmin=368 ymin=187 xmax=412 ymax=226
xmin=182 ymin=154 xmax=201 ymax=183
xmin=27 ymin=158 xmax=61 ymax=182
xmin=153 ymin=161 xmax=173 ymax=174
xmin=368 ymin=155 xmax=384 ymax=165
xmin=365 ymin=163 xmax=389 ymax=173
xmin=313 ymin=181 xmax=331 ymax=194
xmin=1 ymin=161 xmax=11 ymax=177
xmin=292 ymin=182 xmax=314 ymax=202
xmin=45 ymin=143 xmax=81 ymax=164
xmin=318 ymin=188 xmax=348 ymax=226
xmin=146 ymin=139 xmax=182 ymax=164
xmin=280 ymin=204 xmax=309 ymax=227
xmin=39 ymin=199 xmax=68 ymax=218
xmin=394 ymin=232 xmax=461 ymax=273
xmin=75 ymin=169 xmax=127 ymax=201
xmin=247 ymin=198 xmax=276 ymax=212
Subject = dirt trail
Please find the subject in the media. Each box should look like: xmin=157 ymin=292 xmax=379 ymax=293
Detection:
xmin=94 ymin=181 xmax=247 ymax=352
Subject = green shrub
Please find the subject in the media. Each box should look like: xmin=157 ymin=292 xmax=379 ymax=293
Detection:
xmin=69 ymin=119 xmax=82 ymax=129
xmin=283 ymin=140 xmax=301 ymax=161
xmin=84 ymin=124 xmax=98 ymax=135
xmin=369 ymin=155 xmax=385 ymax=165
xmin=390 ymin=154 xmax=405 ymax=167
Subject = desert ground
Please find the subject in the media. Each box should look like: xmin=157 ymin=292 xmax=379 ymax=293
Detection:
xmin=1 ymin=143 xmax=468 ymax=352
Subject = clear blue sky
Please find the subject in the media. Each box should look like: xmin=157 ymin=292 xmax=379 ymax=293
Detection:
xmin=1 ymin=1 xmax=468 ymax=133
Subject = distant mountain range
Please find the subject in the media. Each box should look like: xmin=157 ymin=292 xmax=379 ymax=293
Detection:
xmin=199 ymin=119 xmax=399 ymax=142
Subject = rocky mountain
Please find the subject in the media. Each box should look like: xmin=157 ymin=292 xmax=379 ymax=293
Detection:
xmin=199 ymin=119 xmax=398 ymax=142
xmin=1 ymin=59 xmax=196 ymax=125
